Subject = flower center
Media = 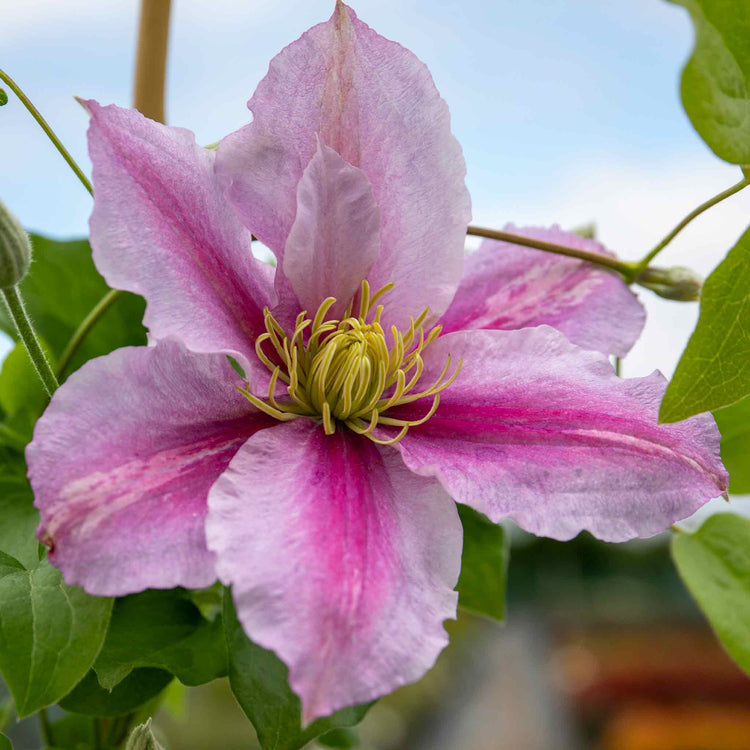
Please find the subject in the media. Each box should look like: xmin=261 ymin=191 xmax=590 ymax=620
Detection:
xmin=238 ymin=281 xmax=460 ymax=445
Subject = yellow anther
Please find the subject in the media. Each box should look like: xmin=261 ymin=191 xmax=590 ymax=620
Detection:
xmin=237 ymin=280 xmax=460 ymax=445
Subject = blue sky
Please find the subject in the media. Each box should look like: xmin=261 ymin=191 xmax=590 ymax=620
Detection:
xmin=2 ymin=0 xmax=707 ymax=232
xmin=2 ymin=0 xmax=750 ymax=381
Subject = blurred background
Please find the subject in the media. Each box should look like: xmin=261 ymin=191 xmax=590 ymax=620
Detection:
xmin=2 ymin=1 xmax=750 ymax=748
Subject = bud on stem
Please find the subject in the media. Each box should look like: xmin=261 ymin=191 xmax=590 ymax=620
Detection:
xmin=125 ymin=718 xmax=164 ymax=750
xmin=0 ymin=201 xmax=58 ymax=395
xmin=635 ymin=265 xmax=703 ymax=302
xmin=0 ymin=199 xmax=31 ymax=288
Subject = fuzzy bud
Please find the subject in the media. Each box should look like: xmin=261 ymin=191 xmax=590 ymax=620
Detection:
xmin=0 ymin=200 xmax=32 ymax=288
xmin=125 ymin=719 xmax=164 ymax=750
xmin=636 ymin=265 xmax=703 ymax=302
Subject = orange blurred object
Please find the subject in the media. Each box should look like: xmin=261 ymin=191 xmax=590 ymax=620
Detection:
xmin=601 ymin=703 xmax=750 ymax=750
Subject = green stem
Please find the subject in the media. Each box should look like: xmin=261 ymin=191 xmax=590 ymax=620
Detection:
xmin=2 ymin=286 xmax=58 ymax=395
xmin=0 ymin=68 xmax=93 ymax=196
xmin=636 ymin=175 xmax=750 ymax=271
xmin=106 ymin=713 xmax=136 ymax=747
xmin=57 ymin=289 xmax=124 ymax=377
xmin=467 ymin=224 xmax=638 ymax=280
xmin=39 ymin=707 xmax=55 ymax=746
xmin=93 ymin=717 xmax=104 ymax=750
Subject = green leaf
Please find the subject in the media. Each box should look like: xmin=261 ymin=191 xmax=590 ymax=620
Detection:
xmin=672 ymin=513 xmax=750 ymax=675
xmin=668 ymin=0 xmax=750 ymax=164
xmin=660 ymin=226 xmax=750 ymax=421
xmin=714 ymin=395 xmax=750 ymax=494
xmin=94 ymin=589 xmax=227 ymax=689
xmin=456 ymin=505 xmax=509 ymax=621
xmin=0 ymin=234 xmax=146 ymax=376
xmin=0 ymin=446 xmax=40 ymax=569
xmin=223 ymin=594 xmax=370 ymax=750
xmin=59 ymin=668 xmax=172 ymax=717
xmin=0 ymin=733 xmax=10 ymax=750
xmin=0 ymin=558 xmax=113 ymax=717
xmin=0 ymin=477 xmax=40 ymax=570
xmin=0 ymin=342 xmax=50 ymax=445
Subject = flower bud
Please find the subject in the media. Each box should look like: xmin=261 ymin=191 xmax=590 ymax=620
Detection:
xmin=0 ymin=199 xmax=32 ymax=288
xmin=636 ymin=265 xmax=703 ymax=301
xmin=125 ymin=719 xmax=164 ymax=750
xmin=0 ymin=89 xmax=8 ymax=106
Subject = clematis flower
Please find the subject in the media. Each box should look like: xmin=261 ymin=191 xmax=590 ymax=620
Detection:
xmin=27 ymin=2 xmax=727 ymax=723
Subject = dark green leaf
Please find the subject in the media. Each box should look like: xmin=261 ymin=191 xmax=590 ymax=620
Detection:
xmin=94 ymin=589 xmax=227 ymax=689
xmin=672 ymin=513 xmax=750 ymax=675
xmin=0 ymin=446 xmax=26 ymax=481
xmin=660 ymin=227 xmax=750 ymax=421
xmin=317 ymin=728 xmax=359 ymax=748
xmin=714 ymin=395 xmax=750 ymax=494
xmin=0 ymin=551 xmax=23 ymax=574
xmin=0 ymin=558 xmax=113 ymax=717
xmin=0 ymin=733 xmax=10 ymax=750
xmin=456 ymin=505 xmax=509 ymax=621
xmin=0 ymin=235 xmax=146 ymax=376
xmin=224 ymin=594 xmax=370 ymax=750
xmin=668 ymin=0 xmax=750 ymax=164
xmin=46 ymin=713 xmax=97 ymax=749
xmin=59 ymin=669 xmax=172 ymax=717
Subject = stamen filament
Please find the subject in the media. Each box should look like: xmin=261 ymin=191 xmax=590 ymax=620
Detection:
xmin=236 ymin=281 xmax=457 ymax=445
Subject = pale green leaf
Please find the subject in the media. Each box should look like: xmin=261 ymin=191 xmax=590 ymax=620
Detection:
xmin=672 ymin=513 xmax=750 ymax=675
xmin=714 ymin=395 xmax=750 ymax=494
xmin=661 ymin=226 xmax=750 ymax=421
xmin=668 ymin=0 xmax=750 ymax=164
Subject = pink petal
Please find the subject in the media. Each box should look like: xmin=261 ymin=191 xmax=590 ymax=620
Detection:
xmin=85 ymin=100 xmax=275 ymax=374
xmin=440 ymin=225 xmax=645 ymax=357
xmin=386 ymin=327 xmax=727 ymax=542
xmin=283 ymin=141 xmax=380 ymax=318
xmin=27 ymin=341 xmax=274 ymax=596
xmin=206 ymin=420 xmax=461 ymax=723
xmin=216 ymin=2 xmax=470 ymax=328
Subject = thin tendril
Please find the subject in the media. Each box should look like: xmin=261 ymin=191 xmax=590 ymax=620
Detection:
xmin=0 ymin=68 xmax=93 ymax=195
xmin=635 ymin=175 xmax=750 ymax=270
xmin=57 ymin=289 xmax=124 ymax=377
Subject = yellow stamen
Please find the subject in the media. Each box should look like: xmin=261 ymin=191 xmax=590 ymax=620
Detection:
xmin=237 ymin=281 xmax=460 ymax=445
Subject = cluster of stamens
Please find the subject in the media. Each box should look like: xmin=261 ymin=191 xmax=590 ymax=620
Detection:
xmin=238 ymin=281 xmax=461 ymax=445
